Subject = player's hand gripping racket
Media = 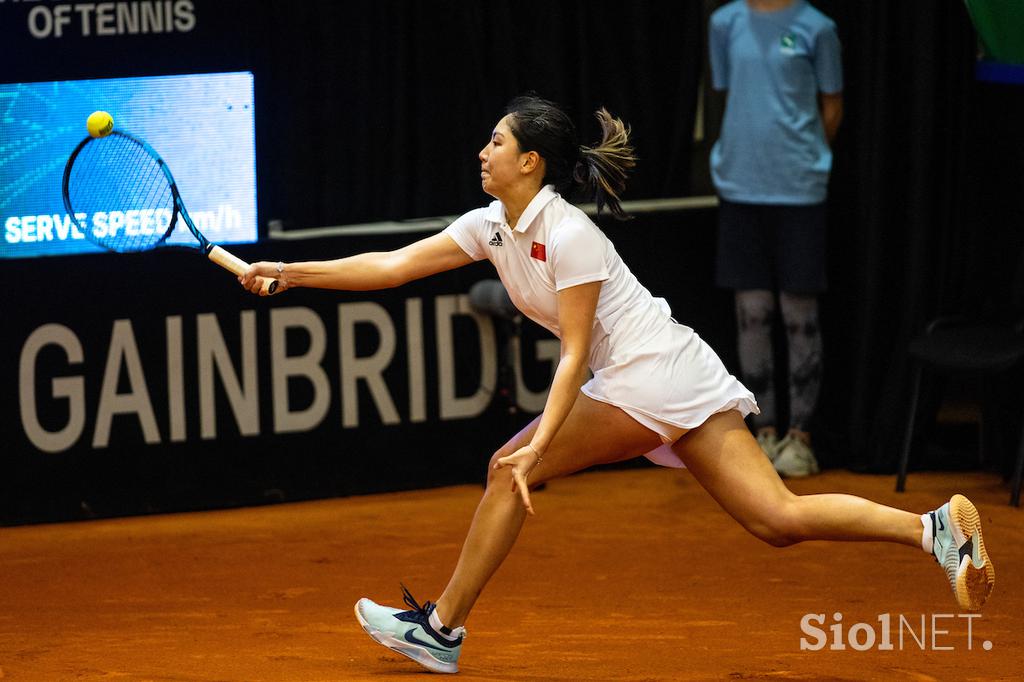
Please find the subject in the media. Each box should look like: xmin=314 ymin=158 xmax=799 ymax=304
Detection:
xmin=62 ymin=131 xmax=279 ymax=295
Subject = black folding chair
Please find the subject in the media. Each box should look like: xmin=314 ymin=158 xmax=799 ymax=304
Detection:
xmin=896 ymin=313 xmax=1024 ymax=506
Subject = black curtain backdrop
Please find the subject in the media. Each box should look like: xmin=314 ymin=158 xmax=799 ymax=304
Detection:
xmin=254 ymin=0 xmax=704 ymax=228
xmin=809 ymin=2 xmax=1024 ymax=471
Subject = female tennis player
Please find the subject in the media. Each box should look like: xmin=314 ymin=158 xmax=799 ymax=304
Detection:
xmin=240 ymin=95 xmax=994 ymax=674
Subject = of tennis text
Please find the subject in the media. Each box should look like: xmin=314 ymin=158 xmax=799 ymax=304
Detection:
xmin=799 ymin=612 xmax=992 ymax=652
xmin=24 ymin=1 xmax=195 ymax=39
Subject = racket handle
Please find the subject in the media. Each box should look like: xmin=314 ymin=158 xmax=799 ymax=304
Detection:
xmin=208 ymin=245 xmax=280 ymax=296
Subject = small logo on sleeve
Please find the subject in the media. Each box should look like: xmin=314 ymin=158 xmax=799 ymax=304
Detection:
xmin=530 ymin=241 xmax=546 ymax=261
xmin=780 ymin=33 xmax=797 ymax=54
xmin=488 ymin=232 xmax=504 ymax=247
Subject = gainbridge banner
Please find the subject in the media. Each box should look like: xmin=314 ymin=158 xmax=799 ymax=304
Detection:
xmin=0 ymin=232 xmax=563 ymax=525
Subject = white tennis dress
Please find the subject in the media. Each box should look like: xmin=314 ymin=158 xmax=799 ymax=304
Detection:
xmin=444 ymin=185 xmax=757 ymax=467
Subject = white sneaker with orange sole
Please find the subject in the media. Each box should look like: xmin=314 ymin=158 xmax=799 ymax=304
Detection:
xmin=928 ymin=494 xmax=995 ymax=611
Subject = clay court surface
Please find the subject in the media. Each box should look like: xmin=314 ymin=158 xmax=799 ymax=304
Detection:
xmin=1 ymin=467 xmax=1020 ymax=681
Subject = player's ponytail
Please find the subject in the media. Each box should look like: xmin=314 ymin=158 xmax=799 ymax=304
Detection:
xmin=504 ymin=95 xmax=636 ymax=220
xmin=574 ymin=108 xmax=636 ymax=220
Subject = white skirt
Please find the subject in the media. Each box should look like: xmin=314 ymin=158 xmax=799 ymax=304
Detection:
xmin=581 ymin=318 xmax=758 ymax=468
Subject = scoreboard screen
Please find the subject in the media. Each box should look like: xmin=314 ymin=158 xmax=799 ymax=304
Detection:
xmin=0 ymin=71 xmax=257 ymax=259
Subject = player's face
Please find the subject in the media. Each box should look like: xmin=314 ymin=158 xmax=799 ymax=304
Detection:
xmin=479 ymin=116 xmax=527 ymax=199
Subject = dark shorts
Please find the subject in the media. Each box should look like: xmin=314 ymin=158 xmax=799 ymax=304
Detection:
xmin=714 ymin=198 xmax=827 ymax=294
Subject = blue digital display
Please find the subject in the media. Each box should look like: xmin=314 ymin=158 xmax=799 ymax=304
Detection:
xmin=0 ymin=71 xmax=257 ymax=259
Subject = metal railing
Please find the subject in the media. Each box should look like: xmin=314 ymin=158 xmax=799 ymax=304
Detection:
xmin=267 ymin=195 xmax=719 ymax=240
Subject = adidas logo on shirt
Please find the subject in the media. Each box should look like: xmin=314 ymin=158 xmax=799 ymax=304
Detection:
xmin=488 ymin=232 xmax=504 ymax=247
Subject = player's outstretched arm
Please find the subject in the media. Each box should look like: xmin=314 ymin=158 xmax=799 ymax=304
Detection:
xmin=239 ymin=232 xmax=473 ymax=295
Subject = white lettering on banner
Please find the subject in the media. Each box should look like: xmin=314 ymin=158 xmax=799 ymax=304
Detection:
xmin=117 ymin=1 xmax=138 ymax=32
xmin=198 ymin=311 xmax=259 ymax=439
xmin=338 ymin=302 xmax=400 ymax=428
xmin=96 ymin=1 xmax=116 ymax=35
xmin=18 ymin=324 xmax=86 ymax=453
xmin=15 ymin=299 xmax=549 ymax=453
xmin=166 ymin=315 xmax=186 ymax=442
xmin=74 ymin=3 xmax=94 ymax=36
xmin=92 ymin=319 xmax=161 ymax=448
xmin=405 ymin=298 xmax=427 ymax=423
xmin=436 ymin=294 xmax=496 ymax=420
xmin=28 ymin=4 xmax=72 ymax=38
xmin=139 ymin=0 xmax=161 ymax=32
xmin=270 ymin=307 xmax=330 ymax=434
xmin=192 ymin=204 xmax=242 ymax=235
xmin=173 ymin=0 xmax=194 ymax=31
xmin=3 ymin=214 xmax=87 ymax=243
xmin=27 ymin=0 xmax=195 ymax=39
xmin=3 ymin=206 xmax=240 ymax=244
xmin=91 ymin=208 xmax=171 ymax=239
xmin=55 ymin=213 xmax=85 ymax=240
xmin=513 ymin=338 xmax=559 ymax=413
xmin=1 ymin=208 xmax=224 ymax=245
xmin=36 ymin=214 xmax=53 ymax=240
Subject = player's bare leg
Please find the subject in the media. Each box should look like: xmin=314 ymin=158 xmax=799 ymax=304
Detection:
xmin=670 ymin=409 xmax=994 ymax=609
xmin=671 ymin=409 xmax=922 ymax=547
xmin=433 ymin=393 xmax=663 ymax=628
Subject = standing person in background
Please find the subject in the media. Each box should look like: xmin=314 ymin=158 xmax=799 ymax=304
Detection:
xmin=709 ymin=0 xmax=843 ymax=477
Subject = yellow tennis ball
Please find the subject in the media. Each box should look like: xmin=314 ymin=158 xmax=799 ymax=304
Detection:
xmin=87 ymin=110 xmax=114 ymax=138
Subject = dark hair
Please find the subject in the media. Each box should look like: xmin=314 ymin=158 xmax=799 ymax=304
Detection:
xmin=504 ymin=95 xmax=636 ymax=220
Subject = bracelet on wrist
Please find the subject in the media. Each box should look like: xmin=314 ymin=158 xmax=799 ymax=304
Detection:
xmin=527 ymin=443 xmax=543 ymax=464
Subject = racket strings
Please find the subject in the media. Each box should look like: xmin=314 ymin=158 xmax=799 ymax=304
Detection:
xmin=66 ymin=133 xmax=175 ymax=252
xmin=115 ymin=134 xmax=172 ymax=246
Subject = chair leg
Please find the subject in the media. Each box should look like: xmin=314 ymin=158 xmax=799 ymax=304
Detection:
xmin=1011 ymin=408 xmax=1024 ymax=507
xmin=897 ymin=362 xmax=924 ymax=493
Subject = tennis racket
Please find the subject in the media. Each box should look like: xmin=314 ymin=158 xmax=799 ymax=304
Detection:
xmin=62 ymin=131 xmax=278 ymax=295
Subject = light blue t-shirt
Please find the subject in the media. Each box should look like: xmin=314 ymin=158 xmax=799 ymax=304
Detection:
xmin=709 ymin=0 xmax=843 ymax=204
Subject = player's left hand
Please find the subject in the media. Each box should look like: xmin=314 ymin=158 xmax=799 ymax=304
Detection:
xmin=240 ymin=261 xmax=289 ymax=296
xmin=493 ymin=445 xmax=544 ymax=515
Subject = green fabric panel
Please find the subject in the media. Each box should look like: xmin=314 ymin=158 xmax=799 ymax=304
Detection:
xmin=965 ymin=0 xmax=1024 ymax=64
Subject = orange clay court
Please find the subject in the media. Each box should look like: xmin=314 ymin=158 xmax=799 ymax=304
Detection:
xmin=0 ymin=467 xmax=1020 ymax=681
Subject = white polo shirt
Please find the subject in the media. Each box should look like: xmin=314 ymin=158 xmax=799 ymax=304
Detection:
xmin=444 ymin=185 xmax=670 ymax=353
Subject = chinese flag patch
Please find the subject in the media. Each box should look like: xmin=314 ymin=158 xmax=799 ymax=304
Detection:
xmin=530 ymin=241 xmax=547 ymax=261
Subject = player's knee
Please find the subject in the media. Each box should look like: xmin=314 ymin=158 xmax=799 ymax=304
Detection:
xmin=745 ymin=501 xmax=802 ymax=547
xmin=753 ymin=525 xmax=798 ymax=548
xmin=485 ymin=448 xmax=514 ymax=489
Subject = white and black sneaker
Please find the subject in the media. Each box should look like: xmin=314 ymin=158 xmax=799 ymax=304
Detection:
xmin=355 ymin=585 xmax=465 ymax=674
